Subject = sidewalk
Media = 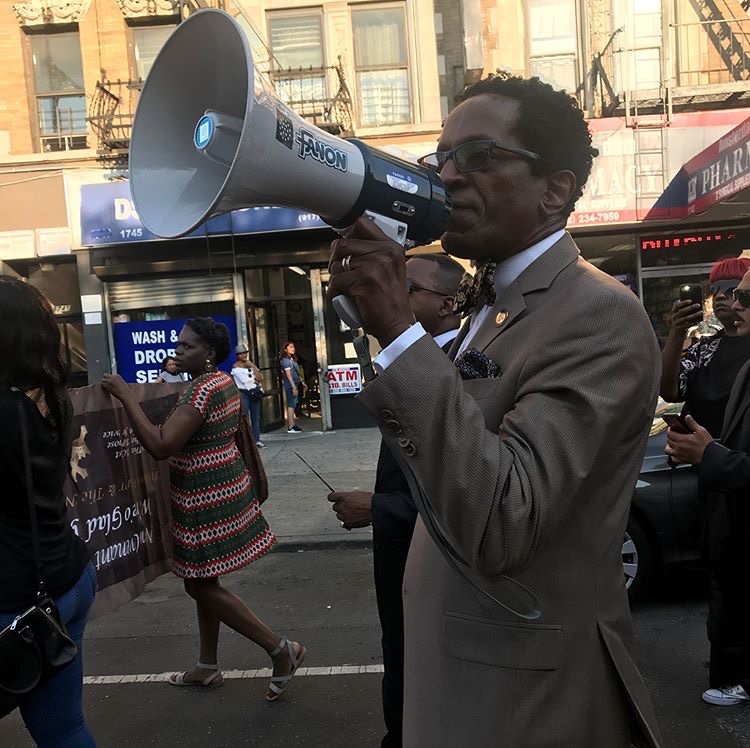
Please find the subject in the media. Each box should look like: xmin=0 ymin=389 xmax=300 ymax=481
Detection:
xmin=257 ymin=422 xmax=381 ymax=549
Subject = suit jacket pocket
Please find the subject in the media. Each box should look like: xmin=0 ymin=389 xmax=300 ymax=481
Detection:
xmin=461 ymin=378 xmax=512 ymax=433
xmin=441 ymin=611 xmax=562 ymax=671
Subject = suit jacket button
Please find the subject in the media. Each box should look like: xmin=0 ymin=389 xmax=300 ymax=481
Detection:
xmin=404 ymin=443 xmax=417 ymax=457
xmin=397 ymin=437 xmax=410 ymax=448
xmin=381 ymin=409 xmax=394 ymax=420
xmin=386 ymin=419 xmax=401 ymax=433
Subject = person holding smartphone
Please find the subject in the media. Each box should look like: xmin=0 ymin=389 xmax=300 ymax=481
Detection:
xmin=666 ymin=269 xmax=750 ymax=706
xmin=660 ymin=257 xmax=750 ymax=438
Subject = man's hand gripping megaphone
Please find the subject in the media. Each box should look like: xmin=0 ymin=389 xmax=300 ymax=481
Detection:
xmin=328 ymin=216 xmax=416 ymax=352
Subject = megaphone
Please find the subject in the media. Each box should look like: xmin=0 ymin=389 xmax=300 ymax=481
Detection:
xmin=129 ymin=8 xmax=451 ymax=329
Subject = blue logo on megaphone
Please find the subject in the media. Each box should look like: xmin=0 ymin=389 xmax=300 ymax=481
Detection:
xmin=194 ymin=115 xmax=214 ymax=150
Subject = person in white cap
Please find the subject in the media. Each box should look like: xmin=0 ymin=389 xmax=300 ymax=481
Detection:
xmin=231 ymin=344 xmax=265 ymax=448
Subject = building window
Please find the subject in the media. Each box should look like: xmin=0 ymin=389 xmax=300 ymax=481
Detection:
xmin=133 ymin=24 xmax=177 ymax=81
xmin=30 ymin=32 xmax=87 ymax=152
xmin=528 ymin=0 xmax=578 ymax=93
xmin=352 ymin=5 xmax=411 ymax=127
xmin=268 ymin=13 xmax=327 ymax=106
xmin=612 ymin=0 xmax=662 ymax=93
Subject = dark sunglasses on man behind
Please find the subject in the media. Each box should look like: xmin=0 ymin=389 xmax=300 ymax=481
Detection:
xmin=732 ymin=287 xmax=750 ymax=308
xmin=406 ymin=278 xmax=450 ymax=297
xmin=418 ymin=139 xmax=541 ymax=174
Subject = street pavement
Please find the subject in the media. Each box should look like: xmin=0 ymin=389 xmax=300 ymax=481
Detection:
xmin=2 ymin=423 xmax=750 ymax=746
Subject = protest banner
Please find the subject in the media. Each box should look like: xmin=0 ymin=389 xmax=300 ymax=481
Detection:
xmin=64 ymin=383 xmax=185 ymax=618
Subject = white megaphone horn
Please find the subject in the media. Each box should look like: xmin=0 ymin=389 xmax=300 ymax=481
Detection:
xmin=129 ymin=8 xmax=451 ymax=330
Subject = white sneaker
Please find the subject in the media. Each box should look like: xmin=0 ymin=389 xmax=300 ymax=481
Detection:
xmin=702 ymin=685 xmax=750 ymax=705
xmin=256 ymin=441 xmax=266 ymax=448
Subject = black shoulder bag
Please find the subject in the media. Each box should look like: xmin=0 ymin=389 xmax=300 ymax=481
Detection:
xmin=0 ymin=397 xmax=77 ymax=718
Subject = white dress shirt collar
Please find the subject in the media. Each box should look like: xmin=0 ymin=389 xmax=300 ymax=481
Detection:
xmin=434 ymin=327 xmax=460 ymax=350
xmin=456 ymin=229 xmax=567 ymax=356
xmin=492 ymin=229 xmax=566 ymax=299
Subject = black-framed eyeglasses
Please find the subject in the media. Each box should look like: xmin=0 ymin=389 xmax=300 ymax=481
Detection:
xmin=406 ymin=279 xmax=448 ymax=296
xmin=710 ymin=280 xmax=738 ymax=297
xmin=417 ymin=139 xmax=541 ymax=174
xmin=732 ymin=287 xmax=750 ymax=308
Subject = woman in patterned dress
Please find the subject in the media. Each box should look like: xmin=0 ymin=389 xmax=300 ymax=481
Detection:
xmin=102 ymin=318 xmax=306 ymax=701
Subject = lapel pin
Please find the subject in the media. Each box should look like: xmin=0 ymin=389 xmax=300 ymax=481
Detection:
xmin=495 ymin=310 xmax=508 ymax=326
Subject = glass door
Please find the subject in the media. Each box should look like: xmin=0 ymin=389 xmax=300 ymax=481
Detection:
xmin=248 ymin=300 xmax=284 ymax=431
xmin=245 ymin=266 xmax=323 ymax=432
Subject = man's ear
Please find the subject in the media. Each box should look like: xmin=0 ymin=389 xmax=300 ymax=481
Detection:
xmin=541 ymin=170 xmax=577 ymax=217
xmin=439 ymin=296 xmax=455 ymax=317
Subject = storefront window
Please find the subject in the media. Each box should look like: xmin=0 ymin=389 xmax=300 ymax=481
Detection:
xmin=575 ymin=233 xmax=638 ymax=293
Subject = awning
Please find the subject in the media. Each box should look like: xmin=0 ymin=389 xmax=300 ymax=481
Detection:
xmin=647 ymin=115 xmax=750 ymax=221
xmin=685 ymin=115 xmax=750 ymax=216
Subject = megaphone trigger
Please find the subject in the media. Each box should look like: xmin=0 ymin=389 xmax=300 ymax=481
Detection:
xmin=362 ymin=211 xmax=411 ymax=248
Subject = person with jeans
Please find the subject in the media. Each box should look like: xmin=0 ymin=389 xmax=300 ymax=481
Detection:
xmin=0 ymin=277 xmax=96 ymax=747
xmin=231 ymin=344 xmax=265 ymax=447
xmin=280 ymin=341 xmax=303 ymax=433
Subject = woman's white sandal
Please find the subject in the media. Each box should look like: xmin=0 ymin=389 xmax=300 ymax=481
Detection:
xmin=265 ymin=639 xmax=307 ymax=702
xmin=169 ymin=661 xmax=224 ymax=688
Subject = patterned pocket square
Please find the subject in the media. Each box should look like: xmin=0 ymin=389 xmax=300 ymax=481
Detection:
xmin=454 ymin=348 xmax=502 ymax=380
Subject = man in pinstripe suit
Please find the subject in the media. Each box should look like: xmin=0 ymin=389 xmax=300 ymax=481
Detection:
xmin=328 ymin=75 xmax=663 ymax=747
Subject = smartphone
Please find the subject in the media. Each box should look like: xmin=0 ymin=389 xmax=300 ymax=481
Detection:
xmin=679 ymin=283 xmax=703 ymax=307
xmin=662 ymin=414 xmax=691 ymax=434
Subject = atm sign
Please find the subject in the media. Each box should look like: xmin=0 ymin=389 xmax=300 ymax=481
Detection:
xmin=326 ymin=364 xmax=362 ymax=395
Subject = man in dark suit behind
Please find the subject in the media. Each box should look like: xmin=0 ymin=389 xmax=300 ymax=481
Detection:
xmin=328 ymin=253 xmax=463 ymax=747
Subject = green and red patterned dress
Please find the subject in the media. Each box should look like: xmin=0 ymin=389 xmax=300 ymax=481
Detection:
xmin=169 ymin=371 xmax=275 ymax=578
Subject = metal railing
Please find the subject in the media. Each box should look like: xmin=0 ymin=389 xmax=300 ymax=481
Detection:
xmin=674 ymin=17 xmax=750 ymax=86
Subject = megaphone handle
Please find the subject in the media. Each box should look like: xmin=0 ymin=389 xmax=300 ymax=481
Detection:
xmin=332 ymin=212 xmax=408 ymax=331
xmin=332 ymin=295 xmax=363 ymax=330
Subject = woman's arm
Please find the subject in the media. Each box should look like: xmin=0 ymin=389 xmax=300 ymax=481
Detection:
xmin=251 ymin=363 xmax=264 ymax=384
xmin=284 ymin=367 xmax=297 ymax=392
xmin=102 ymin=375 xmax=202 ymax=460
xmin=660 ymin=300 xmax=703 ymax=402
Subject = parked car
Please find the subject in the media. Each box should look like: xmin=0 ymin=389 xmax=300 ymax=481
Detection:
xmin=623 ymin=400 xmax=704 ymax=599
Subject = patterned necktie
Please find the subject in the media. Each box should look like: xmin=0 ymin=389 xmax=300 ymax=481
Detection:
xmin=452 ymin=261 xmax=497 ymax=317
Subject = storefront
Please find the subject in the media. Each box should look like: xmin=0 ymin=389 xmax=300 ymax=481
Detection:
xmin=567 ymin=109 xmax=750 ymax=343
xmin=75 ymin=181 xmax=374 ymax=431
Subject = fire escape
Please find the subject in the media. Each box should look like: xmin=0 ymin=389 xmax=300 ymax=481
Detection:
xmin=87 ymin=0 xmax=354 ymax=167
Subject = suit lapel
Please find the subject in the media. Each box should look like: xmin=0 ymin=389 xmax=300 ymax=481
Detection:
xmin=467 ymin=234 xmax=580 ymax=355
xmin=722 ymin=359 xmax=750 ymax=440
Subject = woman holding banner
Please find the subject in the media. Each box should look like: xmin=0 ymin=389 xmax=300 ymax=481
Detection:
xmin=102 ymin=317 xmax=306 ymax=702
xmin=0 ymin=278 xmax=97 ymax=746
